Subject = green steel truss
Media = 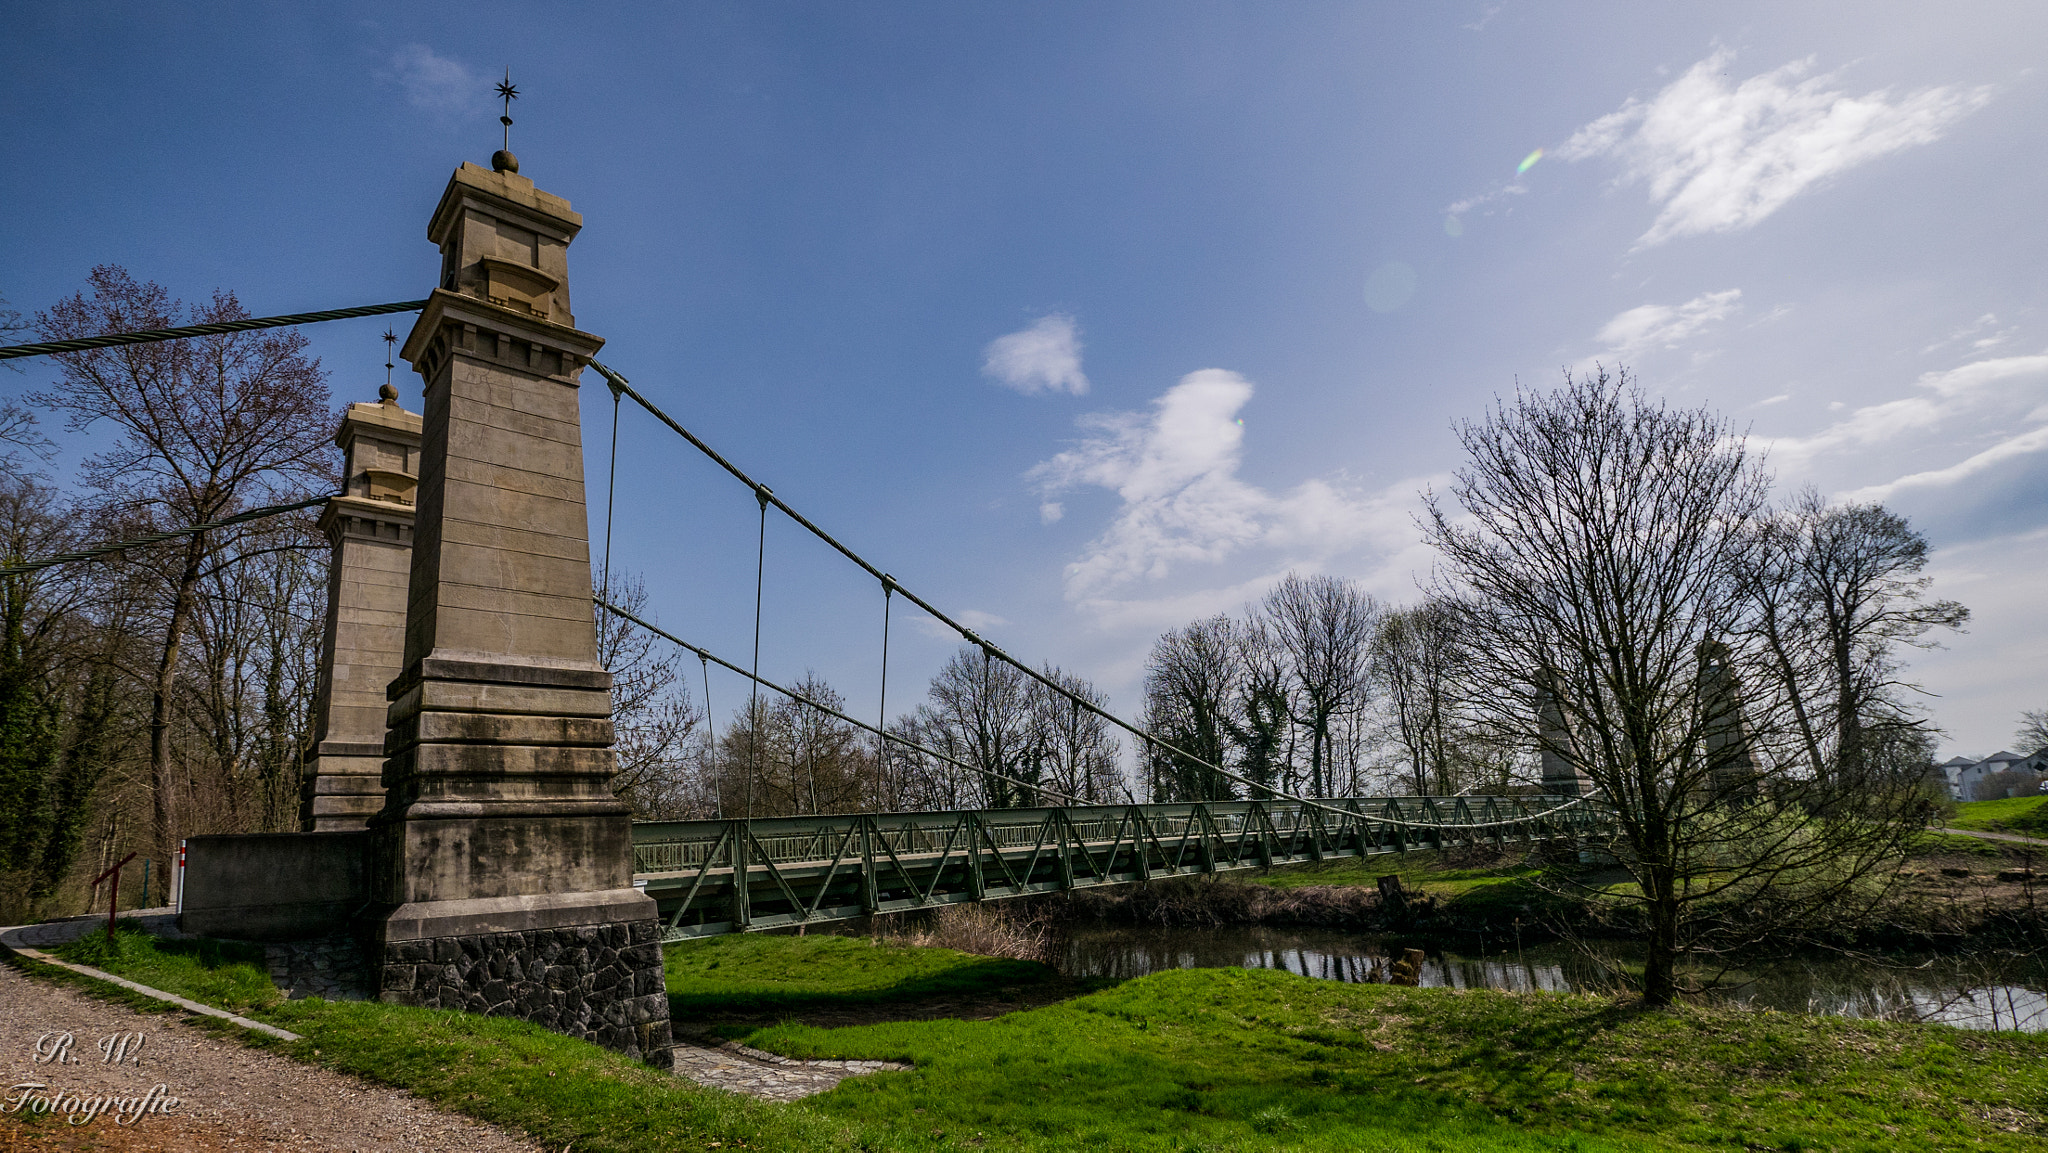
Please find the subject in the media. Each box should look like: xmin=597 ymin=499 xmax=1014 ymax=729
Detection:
xmin=632 ymin=795 xmax=1609 ymax=941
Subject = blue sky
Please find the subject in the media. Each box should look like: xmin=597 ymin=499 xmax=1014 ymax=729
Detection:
xmin=3 ymin=2 xmax=2043 ymax=758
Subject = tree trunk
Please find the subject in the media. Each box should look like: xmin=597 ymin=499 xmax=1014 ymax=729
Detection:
xmin=1832 ymin=632 xmax=1861 ymax=781
xmin=148 ymin=535 xmax=205 ymax=867
xmin=1642 ymin=862 xmax=1680 ymax=1007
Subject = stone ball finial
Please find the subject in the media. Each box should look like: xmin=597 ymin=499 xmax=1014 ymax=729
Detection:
xmin=379 ymin=383 xmax=400 ymax=404
xmin=492 ymin=149 xmax=520 ymax=174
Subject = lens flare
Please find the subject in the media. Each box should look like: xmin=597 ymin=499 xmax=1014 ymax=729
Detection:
xmin=1517 ymin=148 xmax=1543 ymax=175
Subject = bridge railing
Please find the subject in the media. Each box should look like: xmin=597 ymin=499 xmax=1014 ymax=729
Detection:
xmin=631 ymin=794 xmax=1611 ymax=939
xmin=634 ymin=795 xmax=1596 ymax=872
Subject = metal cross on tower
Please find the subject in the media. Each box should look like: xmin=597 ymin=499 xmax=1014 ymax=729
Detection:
xmin=492 ymin=68 xmax=520 ymax=174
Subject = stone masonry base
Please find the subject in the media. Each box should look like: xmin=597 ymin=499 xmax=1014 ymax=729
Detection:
xmin=376 ymin=919 xmax=673 ymax=1067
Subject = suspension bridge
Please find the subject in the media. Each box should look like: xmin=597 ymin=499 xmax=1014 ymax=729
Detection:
xmin=3 ymin=305 xmax=1612 ymax=936
xmin=0 ymin=153 xmax=1607 ymax=1062
xmin=3 ymin=301 xmax=1613 ymax=935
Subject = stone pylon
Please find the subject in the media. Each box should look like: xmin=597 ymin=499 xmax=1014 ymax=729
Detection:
xmin=1535 ymin=668 xmax=1592 ymax=797
xmin=1697 ymin=640 xmax=1760 ymax=801
xmin=364 ymin=157 xmax=672 ymax=1066
xmin=301 ymin=387 xmax=421 ymax=832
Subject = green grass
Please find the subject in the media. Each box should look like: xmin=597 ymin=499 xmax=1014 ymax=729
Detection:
xmin=57 ymin=920 xmax=282 ymax=1012
xmin=1253 ymin=848 xmax=1538 ymax=895
xmin=665 ymin=932 xmax=1054 ymax=1015
xmin=1253 ymin=850 xmax=1585 ymax=924
xmin=1947 ymin=795 xmax=2048 ymax=838
xmin=749 ymin=965 xmax=2048 ymax=1152
xmin=26 ymin=927 xmax=2048 ymax=1152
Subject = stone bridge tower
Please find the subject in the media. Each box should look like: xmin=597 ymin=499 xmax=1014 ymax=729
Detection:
xmin=301 ymin=387 xmax=420 ymax=832
xmin=365 ymin=155 xmax=672 ymax=1065
xmin=1535 ymin=668 xmax=1592 ymax=797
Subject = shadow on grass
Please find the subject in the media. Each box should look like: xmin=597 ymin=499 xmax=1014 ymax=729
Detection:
xmin=1423 ymin=999 xmax=1649 ymax=1115
xmin=665 ymin=934 xmax=1058 ymax=1017
xmin=57 ymin=920 xmax=264 ymax=970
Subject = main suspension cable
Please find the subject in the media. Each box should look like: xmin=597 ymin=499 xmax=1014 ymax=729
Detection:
xmin=596 ymin=596 xmax=1087 ymax=806
xmin=0 ymin=494 xmax=333 ymax=579
xmin=587 ymin=360 xmax=1600 ymax=831
xmin=0 ymin=300 xmax=429 ymax=362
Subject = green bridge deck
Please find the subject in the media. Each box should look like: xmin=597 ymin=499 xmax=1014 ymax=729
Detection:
xmin=631 ymin=795 xmax=1607 ymax=940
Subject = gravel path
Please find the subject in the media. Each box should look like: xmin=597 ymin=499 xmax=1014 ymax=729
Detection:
xmin=1942 ymin=826 xmax=2048 ymax=847
xmin=0 ymin=963 xmax=543 ymax=1152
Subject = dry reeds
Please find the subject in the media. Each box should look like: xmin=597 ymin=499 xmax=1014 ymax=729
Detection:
xmin=879 ymin=901 xmax=1069 ymax=966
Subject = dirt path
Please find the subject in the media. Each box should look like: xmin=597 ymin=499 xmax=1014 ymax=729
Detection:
xmin=1942 ymin=827 xmax=2048 ymax=847
xmin=0 ymin=963 xmax=542 ymax=1153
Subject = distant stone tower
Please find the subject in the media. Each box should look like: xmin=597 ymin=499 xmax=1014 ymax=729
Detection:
xmin=363 ymin=157 xmax=672 ymax=1066
xmin=1535 ymin=668 xmax=1592 ymax=796
xmin=301 ymin=388 xmax=421 ymax=832
xmin=1697 ymin=640 xmax=1760 ymax=801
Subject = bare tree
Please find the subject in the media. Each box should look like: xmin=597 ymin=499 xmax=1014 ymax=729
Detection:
xmin=33 ymin=267 xmax=334 ymax=870
xmin=2019 ymin=707 xmax=2048 ymax=756
xmin=184 ymin=521 xmax=325 ymax=833
xmin=701 ymin=673 xmax=873 ymax=817
xmin=593 ymin=573 xmax=704 ymax=819
xmin=1141 ymin=616 xmax=1240 ymax=802
xmin=1373 ymin=598 xmax=1471 ymax=795
xmin=1224 ymin=622 xmax=1294 ymax=799
xmin=1258 ymin=572 xmax=1379 ymax=798
xmin=1027 ymin=666 xmax=1123 ymax=804
xmin=1425 ymin=369 xmax=1933 ymax=1007
xmin=1746 ymin=489 xmax=1967 ymax=780
xmin=898 ymin=647 xmax=1040 ymax=809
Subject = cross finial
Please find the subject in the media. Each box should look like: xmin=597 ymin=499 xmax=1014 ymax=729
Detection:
xmin=492 ymin=68 xmax=521 ymax=174
xmin=380 ymin=329 xmax=399 ymax=403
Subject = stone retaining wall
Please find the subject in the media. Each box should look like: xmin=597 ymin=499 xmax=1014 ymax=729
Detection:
xmin=377 ymin=919 xmax=672 ymax=1066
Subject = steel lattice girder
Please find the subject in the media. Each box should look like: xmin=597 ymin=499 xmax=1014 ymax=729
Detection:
xmin=631 ymin=796 xmax=1611 ymax=940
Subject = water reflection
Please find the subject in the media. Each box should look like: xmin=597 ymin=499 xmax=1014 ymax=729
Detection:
xmin=1064 ymin=925 xmax=2048 ymax=1032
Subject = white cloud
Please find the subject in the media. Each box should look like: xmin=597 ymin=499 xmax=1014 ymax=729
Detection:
xmin=1923 ymin=313 xmax=2018 ymax=355
xmin=982 ymin=314 xmax=1089 ymax=396
xmin=1463 ymin=4 xmax=1503 ymax=32
xmin=1843 ymin=425 xmax=2048 ymax=503
xmin=1763 ymin=354 xmax=2048 ymax=473
xmin=384 ymin=44 xmax=487 ymax=118
xmin=1445 ymin=182 xmax=1526 ymax=219
xmin=1560 ymin=49 xmax=1991 ymax=247
xmin=1753 ymin=393 xmax=1791 ymax=408
xmin=1759 ymin=354 xmax=2048 ymax=509
xmin=1595 ymin=288 xmax=1743 ymax=358
xmin=1028 ymin=369 xmax=1421 ymax=601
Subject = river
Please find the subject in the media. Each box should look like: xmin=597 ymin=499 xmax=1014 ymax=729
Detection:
xmin=1064 ymin=924 xmax=2048 ymax=1032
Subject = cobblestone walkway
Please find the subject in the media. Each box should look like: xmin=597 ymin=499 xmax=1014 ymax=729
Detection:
xmin=671 ymin=1037 xmax=911 ymax=1101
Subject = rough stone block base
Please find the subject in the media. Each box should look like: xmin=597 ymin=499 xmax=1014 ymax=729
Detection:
xmin=377 ymin=919 xmax=672 ymax=1067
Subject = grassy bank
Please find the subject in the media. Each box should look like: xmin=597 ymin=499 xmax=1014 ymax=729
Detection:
xmin=746 ymin=960 xmax=2048 ymax=1151
xmin=1947 ymin=796 xmax=2048 ymax=838
xmin=24 ymin=924 xmax=2048 ymax=1150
